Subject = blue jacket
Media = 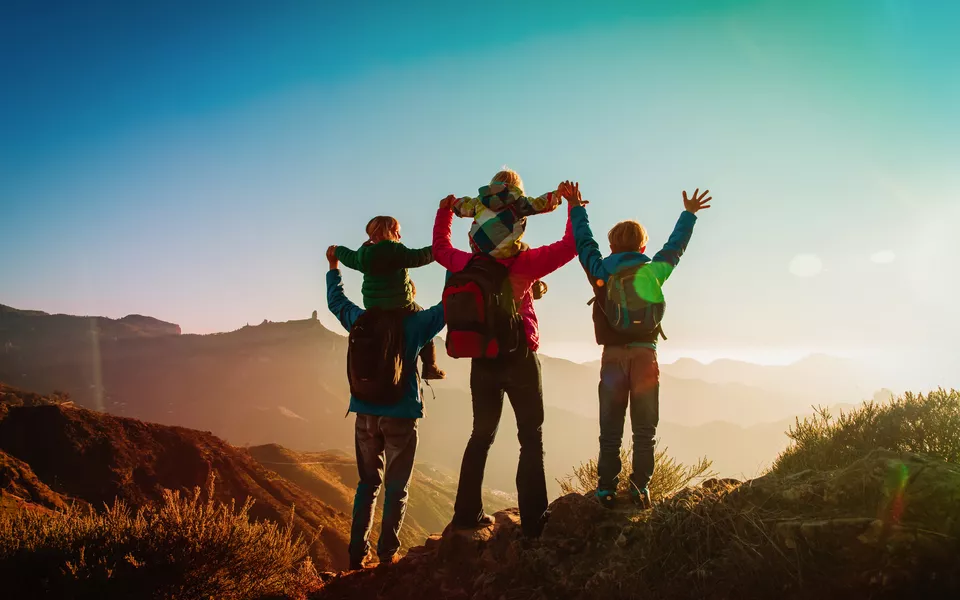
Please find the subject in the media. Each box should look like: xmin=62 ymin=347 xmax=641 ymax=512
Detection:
xmin=326 ymin=269 xmax=445 ymax=419
xmin=570 ymin=205 xmax=697 ymax=346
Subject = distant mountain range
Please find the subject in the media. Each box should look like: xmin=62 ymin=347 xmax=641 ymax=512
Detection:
xmin=0 ymin=303 xmax=883 ymax=495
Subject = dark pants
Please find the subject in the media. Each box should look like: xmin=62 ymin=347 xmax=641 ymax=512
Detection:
xmin=597 ymin=345 xmax=660 ymax=493
xmin=399 ymin=303 xmax=438 ymax=367
xmin=453 ymin=349 xmax=547 ymax=537
xmin=350 ymin=414 xmax=418 ymax=562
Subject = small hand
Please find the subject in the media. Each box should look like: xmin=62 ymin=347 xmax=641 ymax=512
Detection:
xmin=439 ymin=194 xmax=457 ymax=211
xmin=326 ymin=245 xmax=339 ymax=270
xmin=563 ymin=181 xmax=588 ymax=207
xmin=546 ymin=192 xmax=563 ymax=211
xmin=682 ymin=188 xmax=712 ymax=214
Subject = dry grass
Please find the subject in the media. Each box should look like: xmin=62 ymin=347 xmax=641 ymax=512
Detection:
xmin=0 ymin=479 xmax=321 ymax=600
xmin=773 ymin=389 xmax=960 ymax=474
xmin=557 ymin=443 xmax=715 ymax=500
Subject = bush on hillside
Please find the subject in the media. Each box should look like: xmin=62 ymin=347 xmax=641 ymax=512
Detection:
xmin=0 ymin=481 xmax=320 ymax=600
xmin=558 ymin=443 xmax=715 ymax=500
xmin=773 ymin=389 xmax=960 ymax=474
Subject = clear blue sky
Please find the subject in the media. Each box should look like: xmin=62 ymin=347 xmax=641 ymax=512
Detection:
xmin=2 ymin=0 xmax=958 ymax=388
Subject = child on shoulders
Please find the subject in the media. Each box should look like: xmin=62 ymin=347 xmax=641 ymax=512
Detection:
xmin=332 ymin=216 xmax=445 ymax=380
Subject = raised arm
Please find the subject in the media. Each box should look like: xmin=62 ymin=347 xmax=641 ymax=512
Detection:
xmin=432 ymin=200 xmax=473 ymax=273
xmin=390 ymin=244 xmax=434 ymax=269
xmin=326 ymin=269 xmax=364 ymax=332
xmin=570 ymin=204 xmax=609 ymax=283
xmin=513 ymin=203 xmax=576 ymax=281
xmin=512 ymin=189 xmax=562 ymax=217
xmin=649 ymin=188 xmax=710 ymax=282
xmin=334 ymin=246 xmax=362 ymax=272
xmin=651 ymin=212 xmax=697 ymax=268
xmin=452 ymin=196 xmax=482 ymax=218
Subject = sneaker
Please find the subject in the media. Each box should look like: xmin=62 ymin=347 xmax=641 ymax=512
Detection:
xmin=421 ymin=363 xmax=446 ymax=380
xmin=595 ymin=489 xmax=617 ymax=510
xmin=631 ymin=487 xmax=653 ymax=510
xmin=451 ymin=513 xmax=495 ymax=529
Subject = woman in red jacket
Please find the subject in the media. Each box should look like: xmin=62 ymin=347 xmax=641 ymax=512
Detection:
xmin=433 ymin=186 xmax=576 ymax=538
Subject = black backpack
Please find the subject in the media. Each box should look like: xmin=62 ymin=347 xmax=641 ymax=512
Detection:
xmin=442 ymin=254 xmax=522 ymax=358
xmin=347 ymin=308 xmax=406 ymax=405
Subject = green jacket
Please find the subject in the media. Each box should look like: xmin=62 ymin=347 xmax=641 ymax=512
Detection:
xmin=335 ymin=241 xmax=433 ymax=309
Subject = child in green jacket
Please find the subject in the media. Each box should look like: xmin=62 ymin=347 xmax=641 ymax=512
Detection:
xmin=333 ymin=216 xmax=445 ymax=379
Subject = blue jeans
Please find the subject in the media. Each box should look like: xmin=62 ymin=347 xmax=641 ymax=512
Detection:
xmin=350 ymin=414 xmax=418 ymax=562
xmin=597 ymin=345 xmax=660 ymax=493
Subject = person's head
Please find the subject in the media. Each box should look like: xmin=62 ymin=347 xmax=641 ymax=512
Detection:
xmin=608 ymin=220 xmax=649 ymax=254
xmin=366 ymin=216 xmax=401 ymax=243
xmin=491 ymin=168 xmax=524 ymax=195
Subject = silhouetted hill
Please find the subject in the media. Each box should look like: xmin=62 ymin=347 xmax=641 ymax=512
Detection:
xmin=0 ymin=383 xmax=352 ymax=569
xmin=0 ymin=303 xmax=181 ymax=346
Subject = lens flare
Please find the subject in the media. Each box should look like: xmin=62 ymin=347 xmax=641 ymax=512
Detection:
xmin=883 ymin=461 xmax=909 ymax=524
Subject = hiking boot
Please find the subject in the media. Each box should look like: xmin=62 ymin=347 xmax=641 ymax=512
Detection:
xmin=348 ymin=552 xmax=373 ymax=571
xmin=595 ymin=489 xmax=617 ymax=510
xmin=451 ymin=513 xmax=495 ymax=530
xmin=631 ymin=488 xmax=653 ymax=510
xmin=421 ymin=363 xmax=446 ymax=380
xmin=522 ymin=509 xmax=550 ymax=539
xmin=376 ymin=554 xmax=401 ymax=569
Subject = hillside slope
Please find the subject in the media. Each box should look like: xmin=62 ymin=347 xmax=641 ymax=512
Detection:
xmin=315 ymin=449 xmax=960 ymax=599
xmin=0 ymin=383 xmax=352 ymax=570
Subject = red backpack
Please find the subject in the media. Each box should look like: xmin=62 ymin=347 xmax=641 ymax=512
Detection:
xmin=442 ymin=254 xmax=522 ymax=358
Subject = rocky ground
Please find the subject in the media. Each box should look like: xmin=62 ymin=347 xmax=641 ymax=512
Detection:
xmin=313 ymin=449 xmax=960 ymax=600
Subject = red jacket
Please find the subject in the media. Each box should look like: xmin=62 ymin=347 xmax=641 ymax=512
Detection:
xmin=432 ymin=205 xmax=576 ymax=352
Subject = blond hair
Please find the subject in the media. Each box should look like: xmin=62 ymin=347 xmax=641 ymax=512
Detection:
xmin=491 ymin=168 xmax=524 ymax=195
xmin=366 ymin=216 xmax=400 ymax=243
xmin=608 ymin=220 xmax=649 ymax=253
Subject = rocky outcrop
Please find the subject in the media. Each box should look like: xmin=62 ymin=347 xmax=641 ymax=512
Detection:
xmin=315 ymin=450 xmax=960 ymax=599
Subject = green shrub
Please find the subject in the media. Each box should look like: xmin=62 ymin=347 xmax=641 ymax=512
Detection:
xmin=773 ymin=389 xmax=960 ymax=474
xmin=0 ymin=481 xmax=320 ymax=600
xmin=557 ymin=443 xmax=714 ymax=500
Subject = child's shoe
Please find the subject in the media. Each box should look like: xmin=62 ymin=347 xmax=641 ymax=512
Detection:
xmin=421 ymin=363 xmax=446 ymax=380
xmin=595 ymin=489 xmax=616 ymax=510
xmin=631 ymin=487 xmax=653 ymax=510
xmin=531 ymin=280 xmax=548 ymax=300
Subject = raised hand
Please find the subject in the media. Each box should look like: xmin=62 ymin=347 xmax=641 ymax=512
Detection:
xmin=562 ymin=181 xmax=588 ymax=207
xmin=439 ymin=194 xmax=457 ymax=211
xmin=546 ymin=192 xmax=563 ymax=211
xmin=682 ymin=188 xmax=712 ymax=214
xmin=326 ymin=245 xmax=339 ymax=270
